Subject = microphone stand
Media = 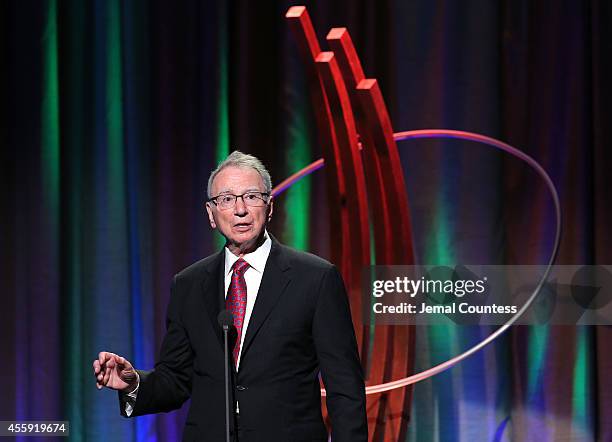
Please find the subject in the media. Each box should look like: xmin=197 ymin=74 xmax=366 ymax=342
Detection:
xmin=222 ymin=321 xmax=231 ymax=442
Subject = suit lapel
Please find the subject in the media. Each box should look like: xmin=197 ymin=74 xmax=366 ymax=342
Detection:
xmin=241 ymin=237 xmax=291 ymax=359
xmin=201 ymin=248 xmax=226 ymax=350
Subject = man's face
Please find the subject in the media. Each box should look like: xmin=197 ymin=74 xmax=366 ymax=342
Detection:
xmin=205 ymin=166 xmax=273 ymax=255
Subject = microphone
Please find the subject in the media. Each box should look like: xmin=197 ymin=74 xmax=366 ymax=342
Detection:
xmin=217 ymin=310 xmax=234 ymax=331
xmin=217 ymin=310 xmax=234 ymax=442
xmin=218 ymin=310 xmax=237 ymax=349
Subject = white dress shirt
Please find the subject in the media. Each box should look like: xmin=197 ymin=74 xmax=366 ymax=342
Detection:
xmin=124 ymin=231 xmax=272 ymax=416
xmin=223 ymin=230 xmax=272 ymax=370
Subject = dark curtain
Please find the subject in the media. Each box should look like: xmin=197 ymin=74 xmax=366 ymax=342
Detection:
xmin=2 ymin=0 xmax=610 ymax=440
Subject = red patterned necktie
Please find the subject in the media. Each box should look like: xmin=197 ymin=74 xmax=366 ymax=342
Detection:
xmin=226 ymin=258 xmax=250 ymax=367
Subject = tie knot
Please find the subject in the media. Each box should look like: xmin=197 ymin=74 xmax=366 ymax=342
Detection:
xmin=232 ymin=258 xmax=250 ymax=275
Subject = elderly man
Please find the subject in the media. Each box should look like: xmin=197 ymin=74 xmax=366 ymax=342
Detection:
xmin=93 ymin=151 xmax=367 ymax=441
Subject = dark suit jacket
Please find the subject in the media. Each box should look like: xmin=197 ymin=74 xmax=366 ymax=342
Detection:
xmin=120 ymin=236 xmax=367 ymax=441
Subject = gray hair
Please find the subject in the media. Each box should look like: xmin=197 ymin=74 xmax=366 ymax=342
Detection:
xmin=207 ymin=150 xmax=273 ymax=198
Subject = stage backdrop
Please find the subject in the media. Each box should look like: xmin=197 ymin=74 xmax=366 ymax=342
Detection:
xmin=2 ymin=0 xmax=611 ymax=441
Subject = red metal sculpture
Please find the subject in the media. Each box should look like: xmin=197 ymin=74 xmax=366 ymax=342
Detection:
xmin=280 ymin=8 xmax=562 ymax=442
xmin=286 ymin=6 xmax=416 ymax=441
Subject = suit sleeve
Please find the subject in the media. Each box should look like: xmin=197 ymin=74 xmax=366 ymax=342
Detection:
xmin=119 ymin=275 xmax=193 ymax=416
xmin=312 ymin=265 xmax=368 ymax=441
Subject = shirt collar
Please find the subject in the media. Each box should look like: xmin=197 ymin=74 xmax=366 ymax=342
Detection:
xmin=224 ymin=230 xmax=272 ymax=276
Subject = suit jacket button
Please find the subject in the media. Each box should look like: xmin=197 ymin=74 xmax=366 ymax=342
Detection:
xmin=236 ymin=385 xmax=247 ymax=391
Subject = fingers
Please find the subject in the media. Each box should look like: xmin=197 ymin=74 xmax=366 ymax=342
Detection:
xmin=103 ymin=358 xmax=115 ymax=385
xmin=92 ymin=351 xmax=136 ymax=392
xmin=95 ymin=361 xmax=105 ymax=388
xmin=93 ymin=351 xmax=119 ymax=390
xmin=98 ymin=351 xmax=114 ymax=366
xmin=118 ymin=356 xmax=132 ymax=369
xmin=94 ymin=360 xmax=104 ymax=390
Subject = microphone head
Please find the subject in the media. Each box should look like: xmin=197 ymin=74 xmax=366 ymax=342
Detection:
xmin=217 ymin=310 xmax=234 ymax=328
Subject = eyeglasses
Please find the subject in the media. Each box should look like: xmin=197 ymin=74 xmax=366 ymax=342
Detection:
xmin=208 ymin=191 xmax=270 ymax=210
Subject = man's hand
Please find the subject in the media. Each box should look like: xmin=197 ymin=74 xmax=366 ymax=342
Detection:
xmin=93 ymin=352 xmax=138 ymax=392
